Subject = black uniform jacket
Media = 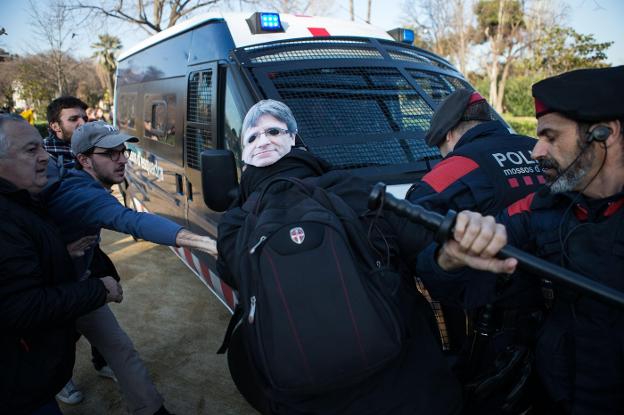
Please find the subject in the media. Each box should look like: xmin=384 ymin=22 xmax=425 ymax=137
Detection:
xmin=418 ymin=189 xmax=624 ymax=414
xmin=0 ymin=178 xmax=107 ymax=414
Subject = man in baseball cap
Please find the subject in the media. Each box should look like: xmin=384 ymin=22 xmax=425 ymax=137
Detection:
xmin=70 ymin=121 xmax=138 ymax=187
xmin=42 ymin=119 xmax=217 ymax=415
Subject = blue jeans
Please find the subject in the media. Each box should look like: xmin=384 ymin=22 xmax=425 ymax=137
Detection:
xmin=30 ymin=399 xmax=63 ymax=415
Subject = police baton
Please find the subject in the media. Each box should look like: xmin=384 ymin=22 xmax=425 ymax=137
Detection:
xmin=368 ymin=182 xmax=624 ymax=309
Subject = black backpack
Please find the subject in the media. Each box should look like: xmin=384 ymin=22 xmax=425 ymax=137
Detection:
xmin=219 ymin=177 xmax=405 ymax=395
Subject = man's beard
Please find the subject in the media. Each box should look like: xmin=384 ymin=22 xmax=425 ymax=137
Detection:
xmin=538 ymin=139 xmax=595 ymax=194
xmin=92 ymin=161 xmax=124 ymax=187
xmin=61 ymin=125 xmax=73 ymax=142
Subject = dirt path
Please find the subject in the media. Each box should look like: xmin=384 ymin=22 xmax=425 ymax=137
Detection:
xmin=59 ymin=229 xmax=256 ymax=415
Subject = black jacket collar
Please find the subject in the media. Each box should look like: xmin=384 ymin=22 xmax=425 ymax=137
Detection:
xmin=455 ymin=120 xmax=510 ymax=150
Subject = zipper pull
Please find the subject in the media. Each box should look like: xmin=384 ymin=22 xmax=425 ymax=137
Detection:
xmin=248 ymin=296 xmax=256 ymax=324
xmin=249 ymin=236 xmax=267 ymax=254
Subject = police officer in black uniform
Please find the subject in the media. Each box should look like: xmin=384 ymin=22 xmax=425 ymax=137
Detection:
xmin=406 ymin=90 xmax=544 ymax=404
xmin=407 ymin=89 xmax=542 ymax=216
xmin=419 ymin=65 xmax=624 ymax=414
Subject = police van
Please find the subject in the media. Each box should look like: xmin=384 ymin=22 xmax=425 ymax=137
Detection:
xmin=114 ymin=11 xmax=492 ymax=314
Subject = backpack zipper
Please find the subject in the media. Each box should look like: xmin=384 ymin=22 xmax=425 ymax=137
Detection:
xmin=248 ymin=296 xmax=257 ymax=324
xmin=249 ymin=236 xmax=267 ymax=254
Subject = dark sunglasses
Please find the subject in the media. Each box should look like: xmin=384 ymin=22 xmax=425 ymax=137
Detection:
xmin=246 ymin=127 xmax=290 ymax=144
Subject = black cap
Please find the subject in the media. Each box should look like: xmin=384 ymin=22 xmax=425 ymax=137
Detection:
xmin=533 ymin=65 xmax=624 ymax=121
xmin=425 ymin=89 xmax=490 ymax=147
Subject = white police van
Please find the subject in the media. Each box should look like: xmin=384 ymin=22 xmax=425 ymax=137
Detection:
xmin=114 ymin=11 xmax=488 ymax=314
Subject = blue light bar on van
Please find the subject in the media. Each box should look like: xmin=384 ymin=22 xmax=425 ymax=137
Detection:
xmin=247 ymin=12 xmax=285 ymax=34
xmin=387 ymin=28 xmax=415 ymax=45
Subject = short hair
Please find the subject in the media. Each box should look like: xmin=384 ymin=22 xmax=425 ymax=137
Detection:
xmin=450 ymin=100 xmax=492 ymax=139
xmin=241 ymin=99 xmax=298 ymax=141
xmin=461 ymin=99 xmax=492 ymax=122
xmin=0 ymin=113 xmax=27 ymax=158
xmin=46 ymin=96 xmax=88 ymax=124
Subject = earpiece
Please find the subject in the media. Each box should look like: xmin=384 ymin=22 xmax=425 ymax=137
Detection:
xmin=586 ymin=126 xmax=612 ymax=143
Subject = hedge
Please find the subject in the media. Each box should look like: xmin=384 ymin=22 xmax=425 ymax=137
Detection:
xmin=503 ymin=114 xmax=537 ymax=138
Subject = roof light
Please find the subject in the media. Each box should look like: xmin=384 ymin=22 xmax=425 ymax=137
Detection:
xmin=247 ymin=12 xmax=285 ymax=34
xmin=387 ymin=28 xmax=415 ymax=45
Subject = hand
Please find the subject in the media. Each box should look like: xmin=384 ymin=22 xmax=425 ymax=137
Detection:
xmin=194 ymin=236 xmax=218 ymax=256
xmin=175 ymin=229 xmax=218 ymax=256
xmin=66 ymin=235 xmax=98 ymax=258
xmin=100 ymin=276 xmax=123 ymax=303
xmin=437 ymin=211 xmax=517 ymax=274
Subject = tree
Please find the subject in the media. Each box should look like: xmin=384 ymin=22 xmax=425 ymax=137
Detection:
xmin=92 ymin=34 xmax=122 ymax=105
xmin=472 ymin=0 xmax=563 ymax=112
xmin=402 ymin=0 xmax=473 ymax=74
xmin=474 ymin=0 xmax=525 ymax=112
xmin=526 ymin=26 xmax=612 ymax=76
xmin=0 ymin=58 xmax=17 ymax=111
xmin=28 ymin=0 xmax=81 ymax=97
xmin=73 ymin=0 xmax=240 ymax=34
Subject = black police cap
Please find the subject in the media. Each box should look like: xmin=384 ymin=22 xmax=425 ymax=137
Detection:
xmin=533 ymin=65 xmax=624 ymax=121
xmin=425 ymin=89 xmax=488 ymax=147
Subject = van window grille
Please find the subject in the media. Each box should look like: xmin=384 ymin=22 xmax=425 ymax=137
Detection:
xmin=187 ymin=70 xmax=212 ymax=124
xmin=443 ymin=75 xmax=469 ymax=90
xmin=185 ymin=126 xmax=211 ymax=169
xmin=186 ymin=69 xmax=213 ymax=169
xmin=388 ymin=50 xmax=432 ymax=64
xmin=408 ymin=70 xmax=470 ymax=103
xmin=269 ymin=67 xmax=413 ymax=91
xmin=311 ymin=138 xmax=439 ymax=168
xmin=253 ymin=66 xmax=436 ymax=168
xmin=265 ymin=67 xmax=434 ymax=139
xmin=388 ymin=49 xmax=453 ymax=70
xmin=250 ymin=47 xmax=383 ymax=63
xmin=243 ymin=38 xmax=369 ymax=53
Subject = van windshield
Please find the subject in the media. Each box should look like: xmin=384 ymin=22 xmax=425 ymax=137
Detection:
xmin=234 ymin=38 xmax=476 ymax=170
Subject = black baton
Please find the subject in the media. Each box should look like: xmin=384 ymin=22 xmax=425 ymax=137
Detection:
xmin=369 ymin=182 xmax=624 ymax=309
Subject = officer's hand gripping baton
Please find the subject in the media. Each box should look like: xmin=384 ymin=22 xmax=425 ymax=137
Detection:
xmin=368 ymin=182 xmax=624 ymax=309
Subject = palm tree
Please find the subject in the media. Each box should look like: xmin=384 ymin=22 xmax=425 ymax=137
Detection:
xmin=91 ymin=34 xmax=122 ymax=105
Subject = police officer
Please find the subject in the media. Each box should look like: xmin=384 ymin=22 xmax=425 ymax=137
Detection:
xmin=406 ymin=90 xmax=543 ymax=394
xmin=419 ymin=65 xmax=624 ymax=414
xmin=407 ymin=89 xmax=542 ymax=216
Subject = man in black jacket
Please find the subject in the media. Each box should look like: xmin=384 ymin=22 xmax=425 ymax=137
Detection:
xmin=406 ymin=91 xmax=544 ymax=412
xmin=418 ymin=66 xmax=624 ymax=414
xmin=0 ymin=114 xmax=122 ymax=415
xmin=217 ymin=100 xmax=462 ymax=415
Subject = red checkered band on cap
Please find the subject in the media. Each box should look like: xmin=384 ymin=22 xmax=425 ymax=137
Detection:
xmin=534 ymin=98 xmax=552 ymax=118
xmin=467 ymin=92 xmax=486 ymax=106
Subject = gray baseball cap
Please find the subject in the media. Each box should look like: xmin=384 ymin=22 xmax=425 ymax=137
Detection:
xmin=71 ymin=120 xmax=138 ymax=155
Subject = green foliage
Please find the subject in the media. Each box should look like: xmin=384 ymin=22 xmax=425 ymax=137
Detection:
xmin=91 ymin=34 xmax=122 ymax=105
xmin=503 ymin=114 xmax=537 ymax=138
xmin=526 ymin=26 xmax=612 ymax=76
xmin=470 ymin=76 xmax=490 ymax=101
xmin=503 ymin=76 xmax=539 ymax=117
xmin=473 ymin=0 xmax=524 ymax=43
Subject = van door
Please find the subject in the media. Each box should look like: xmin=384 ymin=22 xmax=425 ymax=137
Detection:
xmin=183 ymin=63 xmax=222 ymax=238
xmin=130 ymin=77 xmax=187 ymax=225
